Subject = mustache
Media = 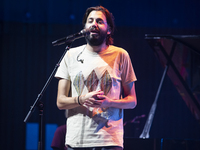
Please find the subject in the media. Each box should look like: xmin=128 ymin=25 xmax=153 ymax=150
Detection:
xmin=89 ymin=25 xmax=100 ymax=33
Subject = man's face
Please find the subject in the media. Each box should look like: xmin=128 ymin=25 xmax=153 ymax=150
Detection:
xmin=85 ymin=11 xmax=111 ymax=46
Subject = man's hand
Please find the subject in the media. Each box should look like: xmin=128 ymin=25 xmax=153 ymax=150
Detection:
xmin=84 ymin=91 xmax=111 ymax=108
xmin=81 ymin=91 xmax=111 ymax=108
xmin=83 ymin=81 xmax=137 ymax=109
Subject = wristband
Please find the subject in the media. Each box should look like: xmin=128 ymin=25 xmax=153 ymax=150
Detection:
xmin=77 ymin=96 xmax=81 ymax=106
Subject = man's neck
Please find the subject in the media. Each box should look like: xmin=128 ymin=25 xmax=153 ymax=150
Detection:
xmin=86 ymin=43 xmax=109 ymax=53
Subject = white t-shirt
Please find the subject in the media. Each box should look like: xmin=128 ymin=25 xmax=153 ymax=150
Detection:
xmin=55 ymin=44 xmax=137 ymax=148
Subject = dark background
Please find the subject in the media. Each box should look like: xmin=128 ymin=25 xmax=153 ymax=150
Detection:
xmin=1 ymin=0 xmax=200 ymax=149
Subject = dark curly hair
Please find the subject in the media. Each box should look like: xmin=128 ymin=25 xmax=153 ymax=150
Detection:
xmin=82 ymin=6 xmax=115 ymax=45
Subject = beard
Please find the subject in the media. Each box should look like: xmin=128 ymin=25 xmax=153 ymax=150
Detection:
xmin=85 ymin=29 xmax=108 ymax=46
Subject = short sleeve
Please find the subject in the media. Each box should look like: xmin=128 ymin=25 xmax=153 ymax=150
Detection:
xmin=55 ymin=51 xmax=70 ymax=80
xmin=121 ymin=51 xmax=137 ymax=85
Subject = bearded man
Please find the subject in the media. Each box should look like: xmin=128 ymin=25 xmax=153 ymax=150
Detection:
xmin=55 ymin=6 xmax=137 ymax=150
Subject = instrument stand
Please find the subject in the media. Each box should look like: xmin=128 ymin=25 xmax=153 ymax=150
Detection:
xmin=139 ymin=41 xmax=177 ymax=138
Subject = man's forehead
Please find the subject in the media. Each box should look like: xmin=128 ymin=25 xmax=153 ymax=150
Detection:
xmin=87 ymin=11 xmax=106 ymax=20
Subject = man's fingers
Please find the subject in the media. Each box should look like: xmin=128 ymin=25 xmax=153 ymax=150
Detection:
xmin=97 ymin=95 xmax=105 ymax=99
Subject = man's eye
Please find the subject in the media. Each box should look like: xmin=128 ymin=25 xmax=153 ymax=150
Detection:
xmin=98 ymin=20 xmax=104 ymax=24
xmin=87 ymin=19 xmax=93 ymax=23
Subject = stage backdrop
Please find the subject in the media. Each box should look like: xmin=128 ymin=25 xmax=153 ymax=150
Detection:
xmin=1 ymin=0 xmax=200 ymax=149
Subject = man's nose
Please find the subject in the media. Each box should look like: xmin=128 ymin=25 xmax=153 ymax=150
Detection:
xmin=92 ymin=21 xmax=98 ymax=27
xmin=91 ymin=25 xmax=97 ymax=29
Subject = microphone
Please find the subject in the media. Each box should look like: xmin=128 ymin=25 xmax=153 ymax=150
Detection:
xmin=52 ymin=27 xmax=91 ymax=46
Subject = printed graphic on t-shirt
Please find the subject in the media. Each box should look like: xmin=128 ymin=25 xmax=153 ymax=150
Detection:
xmin=73 ymin=69 xmax=112 ymax=96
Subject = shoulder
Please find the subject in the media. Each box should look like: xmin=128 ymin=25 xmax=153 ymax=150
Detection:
xmin=108 ymin=45 xmax=129 ymax=56
xmin=109 ymin=45 xmax=128 ymax=53
xmin=68 ymin=45 xmax=86 ymax=55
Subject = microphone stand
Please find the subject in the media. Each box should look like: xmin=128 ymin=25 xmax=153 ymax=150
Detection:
xmin=24 ymin=42 xmax=72 ymax=150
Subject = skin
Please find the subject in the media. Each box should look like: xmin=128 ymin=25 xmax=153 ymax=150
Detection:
xmin=84 ymin=11 xmax=110 ymax=48
xmin=56 ymin=10 xmax=137 ymax=110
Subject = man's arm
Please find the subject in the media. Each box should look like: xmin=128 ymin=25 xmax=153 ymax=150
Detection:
xmin=56 ymin=79 xmax=78 ymax=110
xmin=83 ymin=81 xmax=137 ymax=109
xmin=110 ymin=81 xmax=137 ymax=109
xmin=57 ymin=78 xmax=104 ymax=110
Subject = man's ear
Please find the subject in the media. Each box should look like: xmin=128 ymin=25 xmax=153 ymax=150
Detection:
xmin=107 ymin=29 xmax=111 ymax=35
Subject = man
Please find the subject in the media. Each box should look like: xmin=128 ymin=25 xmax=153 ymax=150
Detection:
xmin=55 ymin=6 xmax=137 ymax=150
